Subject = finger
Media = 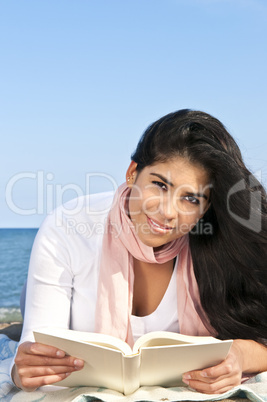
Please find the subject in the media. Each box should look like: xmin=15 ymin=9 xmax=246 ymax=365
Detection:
xmin=20 ymin=342 xmax=66 ymax=358
xmin=200 ymin=361 xmax=233 ymax=380
xmin=183 ymin=361 xmax=233 ymax=384
xmin=182 ymin=376 xmax=238 ymax=394
xmin=16 ymin=353 xmax=84 ymax=368
xmin=19 ymin=372 xmax=72 ymax=391
xmin=16 ymin=342 xmax=84 ymax=369
xmin=18 ymin=363 xmax=82 ymax=378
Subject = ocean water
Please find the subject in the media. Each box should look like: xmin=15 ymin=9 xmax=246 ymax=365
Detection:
xmin=0 ymin=228 xmax=38 ymax=322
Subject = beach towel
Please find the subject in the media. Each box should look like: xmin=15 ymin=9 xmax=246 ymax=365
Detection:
xmin=1 ymin=334 xmax=267 ymax=402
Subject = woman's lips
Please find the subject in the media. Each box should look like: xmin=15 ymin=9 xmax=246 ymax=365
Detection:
xmin=147 ymin=216 xmax=174 ymax=234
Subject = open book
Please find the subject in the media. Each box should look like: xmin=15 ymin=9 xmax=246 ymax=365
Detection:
xmin=34 ymin=328 xmax=232 ymax=395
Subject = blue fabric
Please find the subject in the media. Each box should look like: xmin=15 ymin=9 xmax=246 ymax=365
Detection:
xmin=0 ymin=335 xmax=18 ymax=398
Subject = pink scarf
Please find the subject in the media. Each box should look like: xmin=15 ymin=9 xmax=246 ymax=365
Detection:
xmin=95 ymin=183 xmax=215 ymax=346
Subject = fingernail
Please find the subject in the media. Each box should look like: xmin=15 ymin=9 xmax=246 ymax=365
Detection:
xmin=182 ymin=378 xmax=190 ymax=385
xmin=65 ymin=372 xmax=71 ymax=377
xmin=56 ymin=350 xmax=65 ymax=358
xmin=201 ymin=371 xmax=208 ymax=377
xmin=183 ymin=374 xmax=191 ymax=380
xmin=182 ymin=374 xmax=191 ymax=385
xmin=74 ymin=359 xmax=84 ymax=368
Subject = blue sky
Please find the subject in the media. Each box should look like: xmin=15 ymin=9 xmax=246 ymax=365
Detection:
xmin=1 ymin=0 xmax=267 ymax=227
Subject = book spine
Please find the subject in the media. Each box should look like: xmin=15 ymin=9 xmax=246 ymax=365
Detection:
xmin=122 ymin=354 xmax=141 ymax=395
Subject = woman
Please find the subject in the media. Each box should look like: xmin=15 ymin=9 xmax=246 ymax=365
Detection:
xmin=12 ymin=109 xmax=267 ymax=394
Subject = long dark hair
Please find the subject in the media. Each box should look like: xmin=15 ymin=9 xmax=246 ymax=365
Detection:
xmin=131 ymin=109 xmax=267 ymax=344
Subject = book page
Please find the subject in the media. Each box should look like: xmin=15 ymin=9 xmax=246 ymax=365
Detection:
xmin=34 ymin=327 xmax=133 ymax=355
xmin=133 ymin=331 xmax=221 ymax=353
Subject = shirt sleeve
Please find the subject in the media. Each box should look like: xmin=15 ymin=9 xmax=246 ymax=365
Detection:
xmin=8 ymin=208 xmax=76 ymax=384
xmin=20 ymin=210 xmax=75 ymax=344
xmin=9 ymin=191 xmax=114 ymax=385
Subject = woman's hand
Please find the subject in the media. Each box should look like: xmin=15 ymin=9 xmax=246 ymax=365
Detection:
xmin=182 ymin=341 xmax=244 ymax=394
xmin=12 ymin=341 xmax=84 ymax=392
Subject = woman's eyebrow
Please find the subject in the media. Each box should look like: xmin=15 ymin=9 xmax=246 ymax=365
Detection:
xmin=150 ymin=173 xmax=174 ymax=187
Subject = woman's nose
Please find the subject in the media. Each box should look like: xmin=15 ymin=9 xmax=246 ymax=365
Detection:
xmin=159 ymin=197 xmax=178 ymax=220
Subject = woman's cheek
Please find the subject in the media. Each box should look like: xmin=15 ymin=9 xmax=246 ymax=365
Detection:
xmin=142 ymin=191 xmax=162 ymax=215
xmin=178 ymin=210 xmax=201 ymax=228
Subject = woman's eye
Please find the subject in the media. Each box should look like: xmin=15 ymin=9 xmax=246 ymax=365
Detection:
xmin=184 ymin=196 xmax=200 ymax=205
xmin=152 ymin=181 xmax=168 ymax=191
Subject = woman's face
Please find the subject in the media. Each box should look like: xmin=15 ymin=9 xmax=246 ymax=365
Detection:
xmin=127 ymin=157 xmax=211 ymax=248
